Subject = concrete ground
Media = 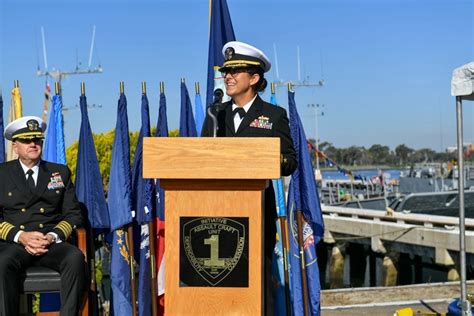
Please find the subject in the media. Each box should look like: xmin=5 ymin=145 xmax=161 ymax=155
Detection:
xmin=321 ymin=281 xmax=474 ymax=315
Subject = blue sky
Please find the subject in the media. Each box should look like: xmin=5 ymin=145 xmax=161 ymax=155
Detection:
xmin=1 ymin=0 xmax=473 ymax=150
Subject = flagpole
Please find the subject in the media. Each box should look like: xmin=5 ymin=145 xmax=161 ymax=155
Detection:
xmin=279 ymin=205 xmax=292 ymax=316
xmin=195 ymin=82 xmax=200 ymax=95
xmin=80 ymin=81 xmax=100 ymax=315
xmin=42 ymin=81 xmax=51 ymax=122
xmin=160 ymin=81 xmax=164 ymax=94
xmin=142 ymin=81 xmax=159 ymax=316
xmin=289 ymin=82 xmax=310 ymax=316
xmin=121 ymin=81 xmax=138 ymax=316
xmin=296 ymin=211 xmax=310 ymax=316
xmin=126 ymin=225 xmax=138 ymax=316
xmin=273 ymin=82 xmax=292 ymax=316
xmin=277 ymin=184 xmax=292 ymax=316
xmin=55 ymin=82 xmax=60 ymax=96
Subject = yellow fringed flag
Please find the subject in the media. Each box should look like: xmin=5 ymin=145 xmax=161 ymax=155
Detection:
xmin=6 ymin=86 xmax=23 ymax=161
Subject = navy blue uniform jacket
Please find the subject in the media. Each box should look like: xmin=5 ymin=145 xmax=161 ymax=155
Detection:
xmin=0 ymin=159 xmax=82 ymax=242
xmin=201 ymin=95 xmax=297 ymax=257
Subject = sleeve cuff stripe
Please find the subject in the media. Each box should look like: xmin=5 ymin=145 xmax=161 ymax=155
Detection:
xmin=0 ymin=222 xmax=15 ymax=240
xmin=55 ymin=221 xmax=73 ymax=237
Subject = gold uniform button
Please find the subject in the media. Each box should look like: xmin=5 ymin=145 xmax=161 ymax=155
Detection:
xmin=8 ymin=192 xmax=12 ymax=196
xmin=21 ymin=208 xmax=26 ymax=213
xmin=20 ymin=225 xmax=25 ymax=230
xmin=40 ymin=208 xmax=45 ymax=213
xmin=73 ymin=225 xmax=77 ymax=229
xmin=39 ymin=224 xmax=44 ymax=228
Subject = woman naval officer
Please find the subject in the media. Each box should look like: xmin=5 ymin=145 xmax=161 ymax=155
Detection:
xmin=201 ymin=41 xmax=297 ymax=314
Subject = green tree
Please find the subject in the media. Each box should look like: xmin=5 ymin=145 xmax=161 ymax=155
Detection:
xmin=342 ymin=146 xmax=365 ymax=166
xmin=66 ymin=128 xmax=179 ymax=191
xmin=409 ymin=148 xmax=436 ymax=164
xmin=395 ymin=144 xmax=414 ymax=165
xmin=368 ymin=144 xmax=391 ymax=165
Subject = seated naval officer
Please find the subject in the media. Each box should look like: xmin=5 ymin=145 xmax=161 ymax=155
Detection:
xmin=201 ymin=41 xmax=297 ymax=313
xmin=0 ymin=116 xmax=86 ymax=316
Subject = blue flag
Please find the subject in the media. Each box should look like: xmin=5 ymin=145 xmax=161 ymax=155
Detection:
xmin=194 ymin=91 xmax=205 ymax=136
xmin=110 ymin=229 xmax=133 ymax=316
xmin=131 ymin=94 xmax=156 ymax=316
xmin=269 ymin=92 xmax=289 ymax=316
xmin=108 ymin=93 xmax=133 ymax=231
xmin=75 ymin=95 xmax=109 ymax=229
xmin=132 ymin=94 xmax=155 ymax=224
xmin=43 ymin=94 xmax=66 ymax=164
xmin=0 ymin=93 xmax=5 ymax=163
xmin=155 ymin=91 xmax=168 ymax=223
xmin=108 ymin=93 xmax=133 ymax=315
xmin=180 ymin=81 xmax=197 ymax=137
xmin=287 ymin=90 xmax=324 ymax=316
xmin=206 ymin=0 xmax=236 ymax=107
xmin=155 ymin=91 xmax=168 ymax=312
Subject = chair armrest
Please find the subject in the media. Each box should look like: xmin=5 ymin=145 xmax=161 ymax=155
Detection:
xmin=75 ymin=228 xmax=88 ymax=263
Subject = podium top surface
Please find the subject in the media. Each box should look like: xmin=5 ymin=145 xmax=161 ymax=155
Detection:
xmin=143 ymin=137 xmax=281 ymax=179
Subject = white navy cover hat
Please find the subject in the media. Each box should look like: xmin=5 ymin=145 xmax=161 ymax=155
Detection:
xmin=219 ymin=41 xmax=271 ymax=73
xmin=4 ymin=116 xmax=46 ymax=141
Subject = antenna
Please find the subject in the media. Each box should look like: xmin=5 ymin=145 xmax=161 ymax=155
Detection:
xmin=36 ymin=26 xmax=103 ymax=116
xmin=320 ymin=48 xmax=325 ymax=81
xmin=88 ymin=25 xmax=96 ymax=68
xmin=273 ymin=43 xmax=280 ymax=81
xmin=41 ymin=26 xmax=48 ymax=70
xmin=273 ymin=45 xmax=324 ymax=89
xmin=297 ymin=45 xmax=301 ymax=81
xmin=37 ymin=26 xmax=103 ymax=83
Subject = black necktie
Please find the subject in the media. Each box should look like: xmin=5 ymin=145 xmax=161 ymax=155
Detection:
xmin=232 ymin=107 xmax=246 ymax=119
xmin=27 ymin=169 xmax=35 ymax=191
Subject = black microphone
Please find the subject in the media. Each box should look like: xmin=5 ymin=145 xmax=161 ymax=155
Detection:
xmin=213 ymin=88 xmax=224 ymax=106
xmin=208 ymin=89 xmax=225 ymax=137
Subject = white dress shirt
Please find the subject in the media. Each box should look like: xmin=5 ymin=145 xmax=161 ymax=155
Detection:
xmin=232 ymin=94 xmax=257 ymax=132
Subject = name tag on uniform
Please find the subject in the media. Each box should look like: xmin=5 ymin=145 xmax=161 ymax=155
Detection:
xmin=48 ymin=172 xmax=65 ymax=190
xmin=249 ymin=115 xmax=273 ymax=130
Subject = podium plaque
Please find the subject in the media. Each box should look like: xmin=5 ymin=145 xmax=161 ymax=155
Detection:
xmin=143 ymin=138 xmax=280 ymax=315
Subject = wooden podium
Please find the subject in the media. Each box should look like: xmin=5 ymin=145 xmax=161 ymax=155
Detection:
xmin=143 ymin=138 xmax=280 ymax=315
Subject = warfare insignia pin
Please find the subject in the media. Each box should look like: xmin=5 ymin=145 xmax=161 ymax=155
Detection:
xmin=180 ymin=217 xmax=249 ymax=287
xmin=224 ymin=47 xmax=234 ymax=61
xmin=249 ymin=115 xmax=273 ymax=130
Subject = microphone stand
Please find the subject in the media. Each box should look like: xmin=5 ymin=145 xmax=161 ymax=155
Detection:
xmin=209 ymin=89 xmax=224 ymax=137
xmin=207 ymin=106 xmax=219 ymax=138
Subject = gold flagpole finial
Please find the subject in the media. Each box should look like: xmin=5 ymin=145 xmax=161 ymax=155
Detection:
xmin=195 ymin=82 xmax=200 ymax=95
xmin=181 ymin=78 xmax=185 ymax=84
xmin=160 ymin=81 xmax=164 ymax=94
xmin=287 ymin=82 xmax=293 ymax=92
xmin=271 ymin=82 xmax=276 ymax=94
xmin=141 ymin=81 xmax=147 ymax=95
xmin=81 ymin=82 xmax=86 ymax=96
xmin=14 ymin=80 xmax=19 ymax=88
xmin=55 ymin=82 xmax=60 ymax=95
xmin=120 ymin=81 xmax=125 ymax=94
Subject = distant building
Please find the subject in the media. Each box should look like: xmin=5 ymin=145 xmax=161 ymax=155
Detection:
xmin=446 ymin=143 xmax=474 ymax=153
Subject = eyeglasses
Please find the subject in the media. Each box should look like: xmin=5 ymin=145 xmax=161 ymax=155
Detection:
xmin=15 ymin=138 xmax=43 ymax=145
xmin=220 ymin=68 xmax=250 ymax=77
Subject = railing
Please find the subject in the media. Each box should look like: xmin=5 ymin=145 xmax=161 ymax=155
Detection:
xmin=322 ymin=205 xmax=474 ymax=264
xmin=322 ymin=205 xmax=474 ymax=230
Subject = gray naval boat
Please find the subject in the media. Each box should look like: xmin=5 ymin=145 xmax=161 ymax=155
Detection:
xmin=324 ymin=167 xmax=474 ymax=218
